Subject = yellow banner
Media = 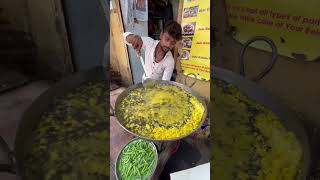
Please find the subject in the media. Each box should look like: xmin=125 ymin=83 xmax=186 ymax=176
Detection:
xmin=226 ymin=0 xmax=320 ymax=61
xmin=180 ymin=0 xmax=210 ymax=80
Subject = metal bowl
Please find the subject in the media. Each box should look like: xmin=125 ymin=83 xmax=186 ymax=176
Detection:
xmin=115 ymin=138 xmax=158 ymax=180
xmin=114 ymin=79 xmax=208 ymax=142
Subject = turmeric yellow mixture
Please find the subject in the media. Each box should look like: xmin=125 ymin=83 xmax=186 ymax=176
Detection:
xmin=212 ymin=79 xmax=303 ymax=180
xmin=118 ymin=84 xmax=205 ymax=140
xmin=24 ymin=81 xmax=108 ymax=180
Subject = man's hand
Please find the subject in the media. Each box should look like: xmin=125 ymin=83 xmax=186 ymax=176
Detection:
xmin=126 ymin=34 xmax=143 ymax=53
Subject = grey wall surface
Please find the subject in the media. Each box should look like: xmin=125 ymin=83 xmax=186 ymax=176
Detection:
xmin=62 ymin=0 xmax=108 ymax=71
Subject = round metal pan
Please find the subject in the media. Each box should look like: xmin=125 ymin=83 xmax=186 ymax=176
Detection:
xmin=0 ymin=66 xmax=107 ymax=179
xmin=213 ymin=67 xmax=311 ymax=180
xmin=114 ymin=79 xmax=208 ymax=142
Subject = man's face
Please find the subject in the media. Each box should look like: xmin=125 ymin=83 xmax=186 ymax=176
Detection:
xmin=159 ymin=32 xmax=177 ymax=52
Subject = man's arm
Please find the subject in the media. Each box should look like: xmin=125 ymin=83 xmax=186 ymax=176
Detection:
xmin=123 ymin=32 xmax=153 ymax=53
xmin=123 ymin=32 xmax=134 ymax=45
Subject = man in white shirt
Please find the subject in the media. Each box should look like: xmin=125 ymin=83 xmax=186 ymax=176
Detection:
xmin=123 ymin=21 xmax=182 ymax=82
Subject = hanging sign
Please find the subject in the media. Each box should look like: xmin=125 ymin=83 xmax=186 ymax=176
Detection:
xmin=180 ymin=0 xmax=210 ymax=80
xmin=226 ymin=0 xmax=320 ymax=61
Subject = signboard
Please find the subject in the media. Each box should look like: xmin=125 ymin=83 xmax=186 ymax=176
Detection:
xmin=226 ymin=0 xmax=320 ymax=61
xmin=180 ymin=0 xmax=210 ymax=80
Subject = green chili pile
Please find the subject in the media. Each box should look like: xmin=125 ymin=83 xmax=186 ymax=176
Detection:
xmin=117 ymin=139 xmax=156 ymax=180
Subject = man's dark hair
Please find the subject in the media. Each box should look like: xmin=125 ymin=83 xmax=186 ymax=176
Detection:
xmin=163 ymin=21 xmax=182 ymax=41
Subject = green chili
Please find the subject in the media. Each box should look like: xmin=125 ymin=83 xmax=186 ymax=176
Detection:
xmin=117 ymin=139 xmax=156 ymax=180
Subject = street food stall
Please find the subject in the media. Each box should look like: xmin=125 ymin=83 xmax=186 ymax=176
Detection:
xmin=110 ymin=0 xmax=210 ymax=179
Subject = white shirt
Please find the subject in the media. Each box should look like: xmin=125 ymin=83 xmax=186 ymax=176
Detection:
xmin=123 ymin=32 xmax=175 ymax=81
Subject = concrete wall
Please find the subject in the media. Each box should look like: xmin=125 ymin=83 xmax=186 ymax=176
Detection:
xmin=0 ymin=0 xmax=73 ymax=78
xmin=62 ymin=0 xmax=108 ymax=72
xmin=27 ymin=0 xmax=73 ymax=78
xmin=214 ymin=0 xmax=320 ymax=127
xmin=0 ymin=0 xmax=73 ymax=79
xmin=0 ymin=0 xmax=29 ymax=31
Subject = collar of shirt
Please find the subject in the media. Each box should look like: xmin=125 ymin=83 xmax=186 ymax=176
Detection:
xmin=153 ymin=40 xmax=170 ymax=64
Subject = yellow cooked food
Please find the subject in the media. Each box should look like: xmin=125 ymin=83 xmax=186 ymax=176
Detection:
xmin=212 ymin=79 xmax=303 ymax=180
xmin=118 ymin=84 xmax=205 ymax=140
